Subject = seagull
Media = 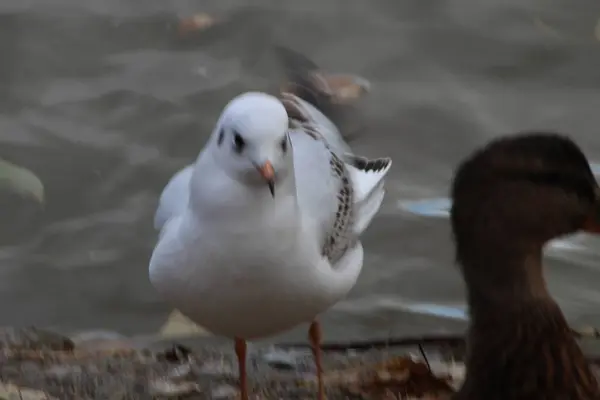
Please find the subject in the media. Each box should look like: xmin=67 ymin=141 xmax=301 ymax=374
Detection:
xmin=149 ymin=90 xmax=391 ymax=400
xmin=150 ymin=45 xmax=390 ymax=399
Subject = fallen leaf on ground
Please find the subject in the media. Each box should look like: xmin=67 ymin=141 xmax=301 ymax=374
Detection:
xmin=327 ymin=356 xmax=455 ymax=400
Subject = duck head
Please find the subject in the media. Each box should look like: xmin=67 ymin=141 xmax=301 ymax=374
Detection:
xmin=450 ymin=131 xmax=600 ymax=400
xmin=451 ymin=132 xmax=600 ymax=281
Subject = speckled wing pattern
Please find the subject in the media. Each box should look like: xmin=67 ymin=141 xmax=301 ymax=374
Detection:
xmin=282 ymin=93 xmax=391 ymax=265
xmin=323 ymin=152 xmax=391 ymax=264
xmin=323 ymin=151 xmax=354 ymax=264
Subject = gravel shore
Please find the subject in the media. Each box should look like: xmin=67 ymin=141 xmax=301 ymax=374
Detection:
xmin=0 ymin=326 xmax=461 ymax=399
xmin=2 ymin=325 xmax=600 ymax=399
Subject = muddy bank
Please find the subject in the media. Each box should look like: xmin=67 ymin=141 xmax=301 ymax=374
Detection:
xmin=0 ymin=325 xmax=461 ymax=400
xmin=2 ymin=325 xmax=600 ymax=399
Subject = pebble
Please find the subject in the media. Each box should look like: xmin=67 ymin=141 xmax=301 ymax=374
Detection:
xmin=157 ymin=344 xmax=193 ymax=363
xmin=261 ymin=347 xmax=305 ymax=371
xmin=44 ymin=364 xmax=83 ymax=380
xmin=196 ymin=359 xmax=236 ymax=377
xmin=166 ymin=363 xmax=194 ymax=381
xmin=148 ymin=378 xmax=201 ymax=397
xmin=210 ymin=384 xmax=238 ymax=400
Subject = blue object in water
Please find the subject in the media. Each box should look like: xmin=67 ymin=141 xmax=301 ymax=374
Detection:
xmin=402 ymin=303 xmax=469 ymax=321
xmin=398 ymin=198 xmax=451 ymax=218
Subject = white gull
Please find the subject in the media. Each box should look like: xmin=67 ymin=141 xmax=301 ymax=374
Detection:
xmin=149 ymin=91 xmax=391 ymax=400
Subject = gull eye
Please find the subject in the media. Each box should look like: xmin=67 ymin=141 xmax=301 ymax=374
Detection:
xmin=280 ymin=136 xmax=288 ymax=153
xmin=232 ymin=131 xmax=245 ymax=153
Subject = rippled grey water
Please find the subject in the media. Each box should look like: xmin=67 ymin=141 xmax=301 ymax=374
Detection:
xmin=2 ymin=0 xmax=600 ymax=341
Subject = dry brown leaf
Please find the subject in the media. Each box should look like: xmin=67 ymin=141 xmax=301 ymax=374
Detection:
xmin=281 ymin=72 xmax=371 ymax=105
xmin=178 ymin=13 xmax=218 ymax=35
xmin=314 ymin=73 xmax=371 ymax=104
xmin=333 ymin=356 xmax=455 ymax=400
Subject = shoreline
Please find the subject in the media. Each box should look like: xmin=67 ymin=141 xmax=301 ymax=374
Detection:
xmin=2 ymin=324 xmax=600 ymax=399
xmin=0 ymin=326 xmax=461 ymax=400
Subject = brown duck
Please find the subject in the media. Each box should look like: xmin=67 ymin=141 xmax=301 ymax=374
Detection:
xmin=450 ymin=131 xmax=600 ymax=400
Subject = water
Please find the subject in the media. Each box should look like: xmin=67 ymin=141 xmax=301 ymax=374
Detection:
xmin=2 ymin=0 xmax=600 ymax=342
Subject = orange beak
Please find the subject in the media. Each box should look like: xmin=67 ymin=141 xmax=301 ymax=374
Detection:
xmin=582 ymin=187 xmax=600 ymax=234
xmin=256 ymin=161 xmax=275 ymax=197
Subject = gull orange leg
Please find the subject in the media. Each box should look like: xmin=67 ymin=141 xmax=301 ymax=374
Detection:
xmin=309 ymin=321 xmax=325 ymax=400
xmin=234 ymin=337 xmax=249 ymax=400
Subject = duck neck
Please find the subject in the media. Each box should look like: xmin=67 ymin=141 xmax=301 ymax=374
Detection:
xmin=464 ymin=247 xmax=548 ymax=313
xmin=456 ymin=245 xmax=599 ymax=400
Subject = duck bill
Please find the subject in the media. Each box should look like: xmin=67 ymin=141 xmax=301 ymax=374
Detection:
xmin=583 ymin=188 xmax=600 ymax=234
xmin=256 ymin=161 xmax=275 ymax=197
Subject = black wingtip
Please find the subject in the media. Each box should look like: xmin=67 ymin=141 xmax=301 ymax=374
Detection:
xmin=348 ymin=155 xmax=392 ymax=173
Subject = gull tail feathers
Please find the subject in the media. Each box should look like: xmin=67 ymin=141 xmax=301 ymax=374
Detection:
xmin=344 ymin=155 xmax=392 ymax=235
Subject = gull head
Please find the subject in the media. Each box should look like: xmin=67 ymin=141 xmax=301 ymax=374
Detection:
xmin=210 ymin=92 xmax=291 ymax=197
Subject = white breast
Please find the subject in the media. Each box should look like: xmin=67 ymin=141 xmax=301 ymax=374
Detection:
xmin=149 ymin=197 xmax=342 ymax=339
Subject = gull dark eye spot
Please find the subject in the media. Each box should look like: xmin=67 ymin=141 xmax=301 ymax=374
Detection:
xmin=217 ymin=129 xmax=225 ymax=146
xmin=232 ymin=131 xmax=245 ymax=153
xmin=280 ymin=136 xmax=288 ymax=153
